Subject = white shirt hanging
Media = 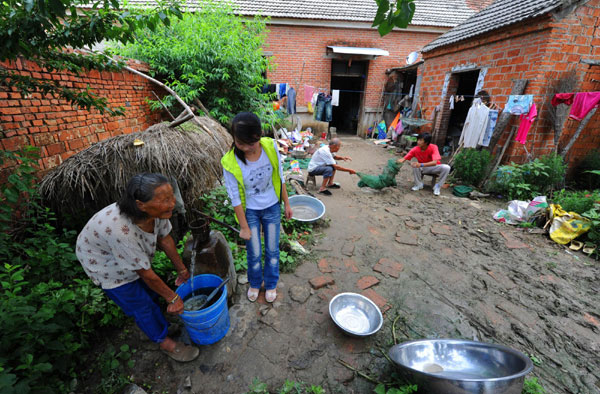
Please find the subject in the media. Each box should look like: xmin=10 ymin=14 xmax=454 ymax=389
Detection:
xmin=459 ymin=98 xmax=490 ymax=148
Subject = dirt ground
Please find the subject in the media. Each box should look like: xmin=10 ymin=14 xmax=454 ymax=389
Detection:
xmin=118 ymin=136 xmax=599 ymax=394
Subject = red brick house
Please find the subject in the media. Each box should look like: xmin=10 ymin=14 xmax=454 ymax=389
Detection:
xmin=416 ymin=0 xmax=600 ymax=170
xmin=207 ymin=0 xmax=491 ymax=136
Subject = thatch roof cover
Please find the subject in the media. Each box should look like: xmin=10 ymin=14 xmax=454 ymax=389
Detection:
xmin=39 ymin=117 xmax=232 ymax=219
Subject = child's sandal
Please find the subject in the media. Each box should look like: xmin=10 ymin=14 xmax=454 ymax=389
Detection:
xmin=265 ymin=289 xmax=277 ymax=303
xmin=247 ymin=287 xmax=259 ymax=302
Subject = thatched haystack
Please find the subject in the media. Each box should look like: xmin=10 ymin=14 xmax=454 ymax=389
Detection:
xmin=39 ymin=117 xmax=232 ymax=221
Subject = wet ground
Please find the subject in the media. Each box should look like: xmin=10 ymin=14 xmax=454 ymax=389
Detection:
xmin=117 ymin=136 xmax=599 ymax=394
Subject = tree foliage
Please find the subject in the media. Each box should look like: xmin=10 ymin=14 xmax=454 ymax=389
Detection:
xmin=113 ymin=2 xmax=274 ymax=125
xmin=373 ymin=0 xmax=416 ymax=36
xmin=0 ymin=0 xmax=182 ymax=115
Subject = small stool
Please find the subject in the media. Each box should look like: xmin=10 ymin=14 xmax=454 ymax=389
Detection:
xmin=305 ymin=173 xmax=317 ymax=189
xmin=423 ymin=174 xmax=438 ymax=188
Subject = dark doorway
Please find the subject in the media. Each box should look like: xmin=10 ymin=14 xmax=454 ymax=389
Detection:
xmin=446 ymin=70 xmax=479 ymax=149
xmin=330 ymin=60 xmax=368 ymax=134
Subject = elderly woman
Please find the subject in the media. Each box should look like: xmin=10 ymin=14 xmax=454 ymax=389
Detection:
xmin=76 ymin=173 xmax=199 ymax=362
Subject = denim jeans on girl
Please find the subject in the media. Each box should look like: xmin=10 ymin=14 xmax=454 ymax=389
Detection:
xmin=245 ymin=202 xmax=281 ymax=290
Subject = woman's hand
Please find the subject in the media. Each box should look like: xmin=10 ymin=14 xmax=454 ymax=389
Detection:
xmin=167 ymin=297 xmax=184 ymax=314
xmin=285 ymin=204 xmax=293 ymax=220
xmin=239 ymin=226 xmax=252 ymax=241
xmin=175 ymin=268 xmax=190 ymax=286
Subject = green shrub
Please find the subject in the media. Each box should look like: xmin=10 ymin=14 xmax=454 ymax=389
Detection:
xmin=551 ymin=189 xmax=600 ymax=214
xmin=113 ymin=1 xmax=276 ymax=126
xmin=574 ymin=150 xmax=600 ymax=190
xmin=451 ymin=148 xmax=492 ymax=185
xmin=491 ymin=154 xmax=567 ymax=200
xmin=0 ymin=148 xmax=124 ymax=393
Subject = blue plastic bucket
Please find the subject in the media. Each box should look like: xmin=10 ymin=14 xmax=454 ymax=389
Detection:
xmin=176 ymin=274 xmax=230 ymax=345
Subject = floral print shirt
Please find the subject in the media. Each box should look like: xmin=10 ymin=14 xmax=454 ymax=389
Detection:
xmin=76 ymin=203 xmax=172 ymax=289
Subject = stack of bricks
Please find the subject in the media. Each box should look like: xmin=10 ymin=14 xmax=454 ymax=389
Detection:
xmin=0 ymin=57 xmax=165 ymax=173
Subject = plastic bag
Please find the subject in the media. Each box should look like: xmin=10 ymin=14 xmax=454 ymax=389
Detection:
xmin=493 ymin=196 xmax=548 ymax=224
xmin=290 ymin=159 xmax=302 ymax=175
xmin=548 ymin=204 xmax=591 ymax=244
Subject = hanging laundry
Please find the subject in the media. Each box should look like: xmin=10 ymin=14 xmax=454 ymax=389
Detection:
xmin=390 ymin=112 xmax=401 ymax=130
xmin=331 ymin=90 xmax=340 ymax=106
xmin=449 ymin=95 xmax=455 ymax=110
xmin=279 ymin=83 xmax=287 ymax=99
xmin=409 ymin=84 xmax=414 ymax=98
xmin=287 ymin=87 xmax=296 ymax=114
xmin=551 ymin=93 xmax=575 ymax=106
xmin=395 ymin=115 xmax=404 ymax=136
xmin=569 ymin=92 xmax=600 ymax=121
xmin=515 ymin=102 xmax=537 ymax=144
xmin=479 ymin=109 xmax=499 ymax=147
xmin=304 ymin=85 xmax=315 ymax=103
xmin=275 ymin=83 xmax=281 ymax=99
xmin=504 ymin=95 xmax=533 ymax=115
xmin=459 ymin=98 xmax=490 ymax=148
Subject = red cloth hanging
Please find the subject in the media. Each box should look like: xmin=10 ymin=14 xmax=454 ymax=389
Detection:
xmin=551 ymin=93 xmax=575 ymax=106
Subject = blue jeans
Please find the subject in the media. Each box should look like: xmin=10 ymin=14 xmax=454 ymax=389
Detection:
xmin=103 ymin=279 xmax=168 ymax=343
xmin=245 ymin=203 xmax=281 ymax=290
xmin=315 ymin=94 xmax=332 ymax=122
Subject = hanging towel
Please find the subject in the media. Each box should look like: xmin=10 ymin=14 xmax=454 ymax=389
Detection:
xmin=504 ymin=95 xmax=533 ymax=115
xmin=304 ymin=85 xmax=315 ymax=104
xmin=409 ymin=84 xmax=414 ymax=98
xmin=449 ymin=95 xmax=455 ymax=110
xmin=569 ymin=92 xmax=600 ymax=121
xmin=275 ymin=83 xmax=280 ymax=99
xmin=515 ymin=102 xmax=537 ymax=144
xmin=551 ymin=93 xmax=575 ymax=106
xmin=279 ymin=83 xmax=287 ymax=99
xmin=287 ymin=87 xmax=296 ymax=114
xmin=331 ymin=90 xmax=340 ymax=106
xmin=479 ymin=109 xmax=499 ymax=147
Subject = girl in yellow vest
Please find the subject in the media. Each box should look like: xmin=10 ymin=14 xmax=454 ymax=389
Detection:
xmin=221 ymin=112 xmax=293 ymax=303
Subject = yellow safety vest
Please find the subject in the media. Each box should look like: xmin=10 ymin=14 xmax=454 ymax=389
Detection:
xmin=221 ymin=137 xmax=282 ymax=213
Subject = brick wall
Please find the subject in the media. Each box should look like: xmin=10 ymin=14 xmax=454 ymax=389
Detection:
xmin=263 ymin=24 xmax=440 ymax=129
xmin=0 ymin=57 xmax=164 ymax=172
xmin=419 ymin=0 xmax=600 ymax=171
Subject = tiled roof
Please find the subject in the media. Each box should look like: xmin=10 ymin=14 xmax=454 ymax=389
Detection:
xmin=124 ymin=0 xmax=481 ymax=27
xmin=422 ymin=0 xmax=564 ymax=52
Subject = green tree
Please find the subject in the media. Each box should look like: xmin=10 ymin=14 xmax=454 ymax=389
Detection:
xmin=373 ymin=0 xmax=416 ymax=36
xmin=113 ymin=2 xmax=273 ymax=124
xmin=0 ymin=0 xmax=182 ymax=115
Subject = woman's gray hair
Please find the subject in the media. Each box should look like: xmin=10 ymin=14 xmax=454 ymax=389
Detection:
xmin=117 ymin=173 xmax=170 ymax=221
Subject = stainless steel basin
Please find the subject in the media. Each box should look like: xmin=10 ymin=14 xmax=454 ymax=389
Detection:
xmin=389 ymin=339 xmax=533 ymax=394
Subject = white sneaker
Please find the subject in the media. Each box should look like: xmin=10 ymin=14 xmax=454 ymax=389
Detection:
xmin=433 ymin=184 xmax=441 ymax=196
xmin=411 ymin=183 xmax=424 ymax=191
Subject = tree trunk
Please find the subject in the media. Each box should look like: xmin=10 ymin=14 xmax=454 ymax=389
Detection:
xmin=560 ymin=107 xmax=597 ymax=158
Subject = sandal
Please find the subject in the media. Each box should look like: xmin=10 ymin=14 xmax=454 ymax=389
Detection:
xmin=583 ymin=243 xmax=596 ymax=255
xmin=265 ymin=289 xmax=277 ymax=303
xmin=327 ymin=183 xmax=341 ymax=189
xmin=318 ymin=189 xmax=333 ymax=196
xmin=161 ymin=342 xmax=199 ymax=363
xmin=247 ymin=287 xmax=259 ymax=302
xmin=569 ymin=240 xmax=584 ymax=251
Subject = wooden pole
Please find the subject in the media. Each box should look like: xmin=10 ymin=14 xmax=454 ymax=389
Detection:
xmin=482 ymin=126 xmax=518 ymax=189
xmin=478 ymin=79 xmax=529 ymax=187
xmin=560 ymin=107 xmax=597 ymax=158
xmin=151 ymin=91 xmax=176 ymax=121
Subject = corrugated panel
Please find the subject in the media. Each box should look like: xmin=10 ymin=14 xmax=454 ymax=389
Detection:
xmin=123 ymin=0 xmax=481 ymax=27
xmin=328 ymin=46 xmax=389 ymax=56
xmin=422 ymin=0 xmax=564 ymax=52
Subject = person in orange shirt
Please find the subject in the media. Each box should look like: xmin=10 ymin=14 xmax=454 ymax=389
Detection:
xmin=396 ymin=133 xmax=450 ymax=196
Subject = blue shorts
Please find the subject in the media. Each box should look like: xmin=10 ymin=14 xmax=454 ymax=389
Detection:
xmin=309 ymin=165 xmax=334 ymax=178
xmin=103 ymin=279 xmax=168 ymax=343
